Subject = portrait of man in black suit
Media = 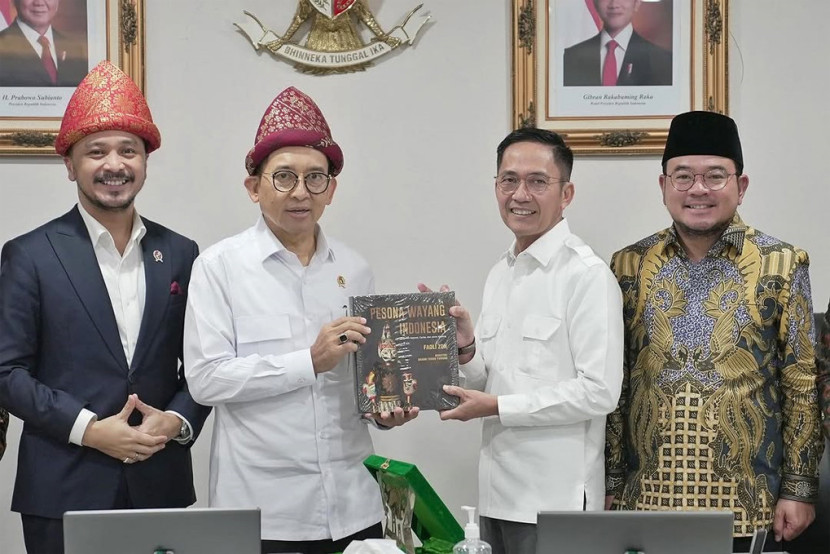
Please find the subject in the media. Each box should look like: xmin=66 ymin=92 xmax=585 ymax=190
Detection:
xmin=0 ymin=0 xmax=88 ymax=87
xmin=563 ymin=0 xmax=672 ymax=87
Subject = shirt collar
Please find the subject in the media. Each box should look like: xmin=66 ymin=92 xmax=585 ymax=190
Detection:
xmin=663 ymin=213 xmax=747 ymax=257
xmin=16 ymin=18 xmax=54 ymax=49
xmin=506 ymin=218 xmax=570 ymax=267
xmin=78 ymin=203 xmax=146 ymax=250
xmin=600 ymin=24 xmax=634 ymax=51
xmin=253 ymin=216 xmax=334 ymax=264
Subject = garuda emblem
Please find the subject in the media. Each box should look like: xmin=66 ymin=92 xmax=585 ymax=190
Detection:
xmin=235 ymin=0 xmax=430 ymax=74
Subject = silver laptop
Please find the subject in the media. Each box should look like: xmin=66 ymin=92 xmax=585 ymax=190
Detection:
xmin=536 ymin=510 xmax=734 ymax=554
xmin=64 ymin=507 xmax=261 ymax=554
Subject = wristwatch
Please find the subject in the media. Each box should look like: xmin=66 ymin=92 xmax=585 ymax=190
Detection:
xmin=458 ymin=340 xmax=476 ymax=356
xmin=176 ymin=418 xmax=192 ymax=443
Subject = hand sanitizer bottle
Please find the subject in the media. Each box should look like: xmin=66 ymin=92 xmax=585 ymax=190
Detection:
xmin=453 ymin=506 xmax=492 ymax=554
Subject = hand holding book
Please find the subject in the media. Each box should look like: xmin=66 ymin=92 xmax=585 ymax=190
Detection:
xmin=364 ymin=405 xmax=421 ymax=428
xmin=438 ymin=386 xmax=499 ymax=421
xmin=416 ymin=283 xmax=476 ymax=358
xmin=310 ymin=316 xmax=371 ymax=374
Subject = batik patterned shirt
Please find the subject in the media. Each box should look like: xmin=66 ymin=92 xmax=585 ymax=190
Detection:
xmin=815 ymin=308 xmax=830 ymax=439
xmin=605 ymin=215 xmax=822 ymax=537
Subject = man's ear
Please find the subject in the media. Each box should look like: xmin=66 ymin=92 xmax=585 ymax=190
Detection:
xmin=658 ymin=173 xmax=668 ymax=206
xmin=736 ymin=173 xmax=749 ymax=205
xmin=560 ymin=181 xmax=574 ymax=210
xmin=324 ymin=177 xmax=337 ymax=206
xmin=244 ymin=175 xmax=261 ymax=203
xmin=63 ymin=156 xmax=76 ymax=182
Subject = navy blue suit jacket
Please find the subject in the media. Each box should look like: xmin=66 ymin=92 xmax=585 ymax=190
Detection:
xmin=0 ymin=407 xmax=6 ymax=461
xmin=0 ymin=206 xmax=211 ymax=518
xmin=0 ymin=20 xmax=88 ymax=87
xmin=563 ymin=31 xmax=672 ymax=86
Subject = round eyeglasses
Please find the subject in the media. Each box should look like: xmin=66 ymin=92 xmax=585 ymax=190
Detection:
xmin=666 ymin=169 xmax=735 ymax=192
xmin=495 ymin=174 xmax=568 ymax=195
xmin=263 ymin=170 xmax=332 ymax=194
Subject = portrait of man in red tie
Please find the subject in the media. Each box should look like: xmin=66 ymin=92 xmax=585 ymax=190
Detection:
xmin=562 ymin=0 xmax=672 ymax=87
xmin=0 ymin=0 xmax=88 ymax=87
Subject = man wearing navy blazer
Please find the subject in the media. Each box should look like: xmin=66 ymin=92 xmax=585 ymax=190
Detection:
xmin=0 ymin=407 xmax=7 ymax=461
xmin=563 ymin=0 xmax=672 ymax=87
xmin=0 ymin=0 xmax=88 ymax=87
xmin=0 ymin=60 xmax=210 ymax=554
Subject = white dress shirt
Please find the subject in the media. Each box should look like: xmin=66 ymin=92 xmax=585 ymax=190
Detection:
xmin=599 ymin=24 xmax=634 ymax=82
xmin=184 ymin=217 xmax=382 ymax=541
xmin=461 ymin=219 xmax=624 ymax=523
xmin=68 ymin=205 xmax=146 ymax=445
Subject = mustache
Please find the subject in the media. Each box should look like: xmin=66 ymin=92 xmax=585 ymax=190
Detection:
xmin=93 ymin=171 xmax=133 ymax=183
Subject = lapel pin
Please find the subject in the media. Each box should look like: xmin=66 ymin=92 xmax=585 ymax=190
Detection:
xmin=153 ymin=250 xmax=164 ymax=263
xmin=337 ymin=275 xmax=346 ymax=288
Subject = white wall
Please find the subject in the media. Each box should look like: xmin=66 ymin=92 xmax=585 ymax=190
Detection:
xmin=0 ymin=1 xmax=828 ymax=552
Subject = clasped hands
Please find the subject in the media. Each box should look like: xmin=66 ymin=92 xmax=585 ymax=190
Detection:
xmin=82 ymin=393 xmax=182 ymax=464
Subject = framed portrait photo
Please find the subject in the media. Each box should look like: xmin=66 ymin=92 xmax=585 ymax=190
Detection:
xmin=0 ymin=0 xmax=145 ymax=155
xmin=512 ymin=0 xmax=728 ymax=155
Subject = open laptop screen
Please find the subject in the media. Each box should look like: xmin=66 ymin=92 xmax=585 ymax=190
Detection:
xmin=536 ymin=510 xmax=733 ymax=554
xmin=63 ymin=507 xmax=261 ymax=554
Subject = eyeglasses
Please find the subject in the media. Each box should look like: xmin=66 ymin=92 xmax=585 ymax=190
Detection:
xmin=495 ymin=174 xmax=568 ymax=195
xmin=666 ymin=169 xmax=736 ymax=191
xmin=263 ymin=169 xmax=332 ymax=194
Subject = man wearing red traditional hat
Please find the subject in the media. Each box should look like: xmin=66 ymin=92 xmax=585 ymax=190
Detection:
xmin=0 ymin=60 xmax=211 ymax=554
xmin=605 ymin=111 xmax=823 ymax=553
xmin=184 ymin=86 xmax=417 ymax=554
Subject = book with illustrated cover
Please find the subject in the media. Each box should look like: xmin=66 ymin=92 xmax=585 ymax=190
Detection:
xmin=350 ymin=292 xmax=459 ymax=413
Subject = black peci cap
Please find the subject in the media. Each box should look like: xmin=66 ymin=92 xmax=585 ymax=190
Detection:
xmin=662 ymin=111 xmax=743 ymax=173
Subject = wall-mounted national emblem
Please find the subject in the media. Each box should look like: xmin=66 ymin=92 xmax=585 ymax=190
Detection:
xmin=235 ymin=1 xmax=430 ymax=74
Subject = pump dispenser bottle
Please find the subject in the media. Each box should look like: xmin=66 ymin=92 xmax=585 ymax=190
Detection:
xmin=452 ymin=506 xmax=492 ymax=554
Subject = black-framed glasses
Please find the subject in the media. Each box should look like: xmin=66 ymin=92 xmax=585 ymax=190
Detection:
xmin=666 ymin=169 xmax=735 ymax=192
xmin=495 ymin=174 xmax=568 ymax=195
xmin=263 ymin=170 xmax=332 ymax=194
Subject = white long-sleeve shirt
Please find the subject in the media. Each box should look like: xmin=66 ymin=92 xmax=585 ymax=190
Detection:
xmin=462 ymin=218 xmax=624 ymax=523
xmin=184 ymin=217 xmax=381 ymax=541
xmin=69 ymin=205 xmax=146 ymax=444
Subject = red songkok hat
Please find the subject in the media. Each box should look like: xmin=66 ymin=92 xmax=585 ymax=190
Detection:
xmin=55 ymin=60 xmax=161 ymax=156
xmin=245 ymin=86 xmax=343 ymax=176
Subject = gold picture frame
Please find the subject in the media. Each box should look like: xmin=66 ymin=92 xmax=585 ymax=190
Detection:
xmin=0 ymin=0 xmax=145 ymax=156
xmin=512 ymin=0 xmax=728 ymax=155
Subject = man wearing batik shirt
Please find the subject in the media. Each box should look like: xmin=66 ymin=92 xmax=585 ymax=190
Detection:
xmin=605 ymin=111 xmax=823 ymax=554
xmin=816 ymin=311 xmax=830 ymax=439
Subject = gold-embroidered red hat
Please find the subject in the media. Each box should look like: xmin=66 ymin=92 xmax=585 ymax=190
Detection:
xmin=55 ymin=60 xmax=161 ymax=156
xmin=245 ymin=86 xmax=343 ymax=176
